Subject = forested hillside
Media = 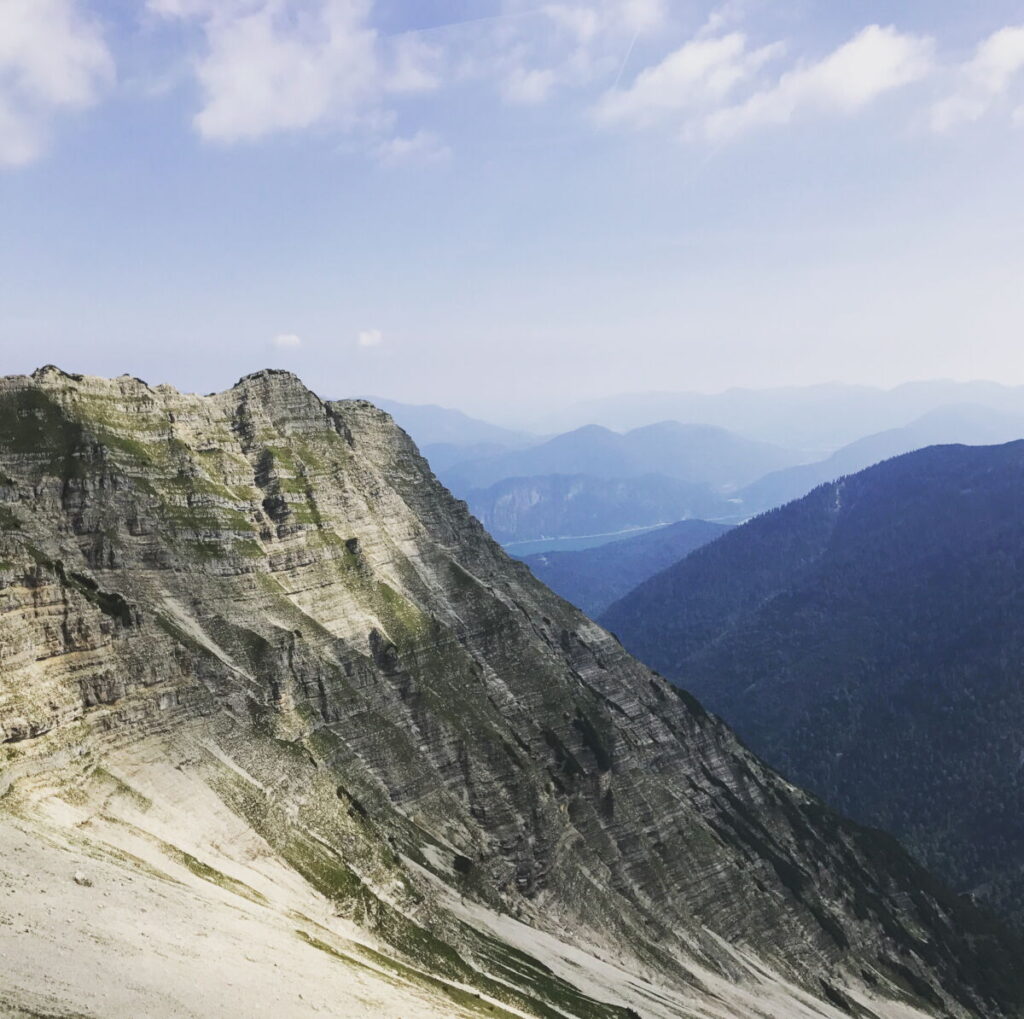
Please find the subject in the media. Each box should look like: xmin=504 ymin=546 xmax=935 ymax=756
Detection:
xmin=603 ymin=441 xmax=1024 ymax=922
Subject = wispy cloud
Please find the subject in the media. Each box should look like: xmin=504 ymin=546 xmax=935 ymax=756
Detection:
xmin=0 ymin=0 xmax=113 ymax=166
xmin=931 ymin=26 xmax=1024 ymax=132
xmin=16 ymin=2 xmax=1018 ymax=171
xmin=375 ymin=130 xmax=450 ymax=167
xmin=503 ymin=67 xmax=559 ymax=105
xmin=595 ymin=23 xmax=933 ymax=142
xmin=386 ymin=34 xmax=443 ymax=94
xmin=704 ymin=25 xmax=933 ymax=140
xmin=441 ymin=0 xmax=670 ymax=110
xmin=357 ymin=328 xmax=383 ymax=347
xmin=272 ymin=332 xmax=301 ymax=348
xmin=594 ymin=33 xmax=782 ymax=129
xmin=147 ymin=0 xmax=441 ymax=153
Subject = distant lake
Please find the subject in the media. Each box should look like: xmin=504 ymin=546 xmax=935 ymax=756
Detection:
xmin=502 ymin=524 xmax=670 ymax=557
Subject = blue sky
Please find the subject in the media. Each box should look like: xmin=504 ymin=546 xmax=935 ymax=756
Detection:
xmin=2 ymin=0 xmax=1024 ymax=420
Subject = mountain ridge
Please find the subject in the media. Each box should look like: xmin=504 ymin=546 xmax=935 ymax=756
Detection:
xmin=736 ymin=404 xmax=1024 ymax=515
xmin=540 ymin=381 xmax=1024 ymax=448
xmin=441 ymin=420 xmax=802 ymax=492
xmin=0 ymin=367 xmax=1021 ymax=1018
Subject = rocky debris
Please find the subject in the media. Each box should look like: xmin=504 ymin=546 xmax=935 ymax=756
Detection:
xmin=72 ymin=872 xmax=92 ymax=888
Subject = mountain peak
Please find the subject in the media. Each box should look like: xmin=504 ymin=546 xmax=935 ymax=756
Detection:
xmin=30 ymin=364 xmax=84 ymax=383
xmin=2 ymin=369 xmax=1022 ymax=1018
xmin=233 ymin=367 xmax=307 ymax=390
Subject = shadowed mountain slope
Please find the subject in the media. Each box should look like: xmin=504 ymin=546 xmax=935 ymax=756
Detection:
xmin=603 ymin=441 xmax=1024 ymax=926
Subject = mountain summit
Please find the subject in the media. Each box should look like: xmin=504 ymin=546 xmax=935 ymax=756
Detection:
xmin=0 ymin=369 xmax=1021 ymax=1018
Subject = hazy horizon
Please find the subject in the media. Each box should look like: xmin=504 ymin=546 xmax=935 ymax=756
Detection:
xmin=3 ymin=1 xmax=1024 ymax=420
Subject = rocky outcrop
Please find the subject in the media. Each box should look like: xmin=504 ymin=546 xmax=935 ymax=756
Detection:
xmin=0 ymin=367 xmax=1022 ymax=1019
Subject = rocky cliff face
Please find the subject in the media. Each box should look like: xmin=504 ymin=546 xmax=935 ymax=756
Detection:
xmin=0 ymin=367 xmax=1021 ymax=1019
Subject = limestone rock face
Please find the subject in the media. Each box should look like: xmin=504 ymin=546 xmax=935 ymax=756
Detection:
xmin=0 ymin=367 xmax=1021 ymax=1019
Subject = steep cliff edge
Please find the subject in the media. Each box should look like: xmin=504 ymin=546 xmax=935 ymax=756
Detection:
xmin=0 ymin=367 xmax=1020 ymax=1019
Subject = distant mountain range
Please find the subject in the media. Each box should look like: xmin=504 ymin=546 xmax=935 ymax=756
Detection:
xmin=433 ymin=421 xmax=801 ymax=546
xmin=518 ymin=519 xmax=731 ymax=617
xmin=463 ymin=474 xmax=735 ymax=544
xmin=368 ymin=393 xmax=1024 ymax=553
xmin=439 ymin=421 xmax=804 ymax=492
xmin=601 ymin=441 xmax=1024 ymax=924
xmin=367 ymin=397 xmax=536 ymax=449
xmin=736 ymin=404 xmax=1024 ymax=515
xmin=536 ymin=381 xmax=1024 ymax=450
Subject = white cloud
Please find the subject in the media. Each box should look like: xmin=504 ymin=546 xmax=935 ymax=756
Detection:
xmin=698 ymin=2 xmax=748 ymax=40
xmin=966 ymin=25 xmax=1024 ymax=93
xmin=148 ymin=0 xmax=378 ymax=143
xmin=386 ymin=35 xmax=442 ymax=94
xmin=930 ymin=26 xmax=1024 ymax=131
xmin=930 ymin=94 xmax=987 ymax=132
xmin=503 ymin=67 xmax=559 ymax=105
xmin=357 ymin=329 xmax=383 ymax=347
xmin=594 ymin=23 xmax=932 ymax=142
xmin=0 ymin=0 xmax=113 ymax=166
xmin=375 ymin=130 xmax=450 ymax=167
xmin=539 ymin=0 xmax=666 ymax=44
xmin=616 ymin=0 xmax=667 ymax=36
xmin=703 ymin=25 xmax=933 ymax=141
xmin=150 ymin=0 xmax=456 ymax=157
xmin=272 ymin=333 xmax=302 ymax=348
xmin=595 ymin=33 xmax=782 ymax=128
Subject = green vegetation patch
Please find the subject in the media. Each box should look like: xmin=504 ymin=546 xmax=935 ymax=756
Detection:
xmin=159 ymin=841 xmax=269 ymax=906
xmin=0 ymin=388 xmax=87 ymax=478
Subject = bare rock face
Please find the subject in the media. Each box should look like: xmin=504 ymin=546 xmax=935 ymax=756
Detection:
xmin=0 ymin=367 xmax=1021 ymax=1019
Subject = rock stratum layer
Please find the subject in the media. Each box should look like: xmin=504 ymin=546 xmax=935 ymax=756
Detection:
xmin=0 ymin=367 xmax=1020 ymax=1019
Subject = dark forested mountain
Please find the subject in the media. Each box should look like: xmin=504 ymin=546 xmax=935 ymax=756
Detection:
xmin=737 ymin=404 xmax=1024 ymax=515
xmin=463 ymin=473 xmax=736 ymax=544
xmin=519 ymin=519 xmax=732 ymax=617
xmin=5 ymin=369 xmax=1022 ymax=1017
xmin=441 ymin=421 xmax=802 ymax=492
xmin=602 ymin=441 xmax=1024 ymax=924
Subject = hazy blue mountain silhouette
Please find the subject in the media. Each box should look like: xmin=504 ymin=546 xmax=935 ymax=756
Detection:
xmin=737 ymin=403 xmax=1024 ymax=514
xmin=540 ymin=381 xmax=1024 ymax=449
xmin=464 ymin=473 xmax=735 ymax=544
xmin=443 ymin=421 xmax=802 ymax=492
